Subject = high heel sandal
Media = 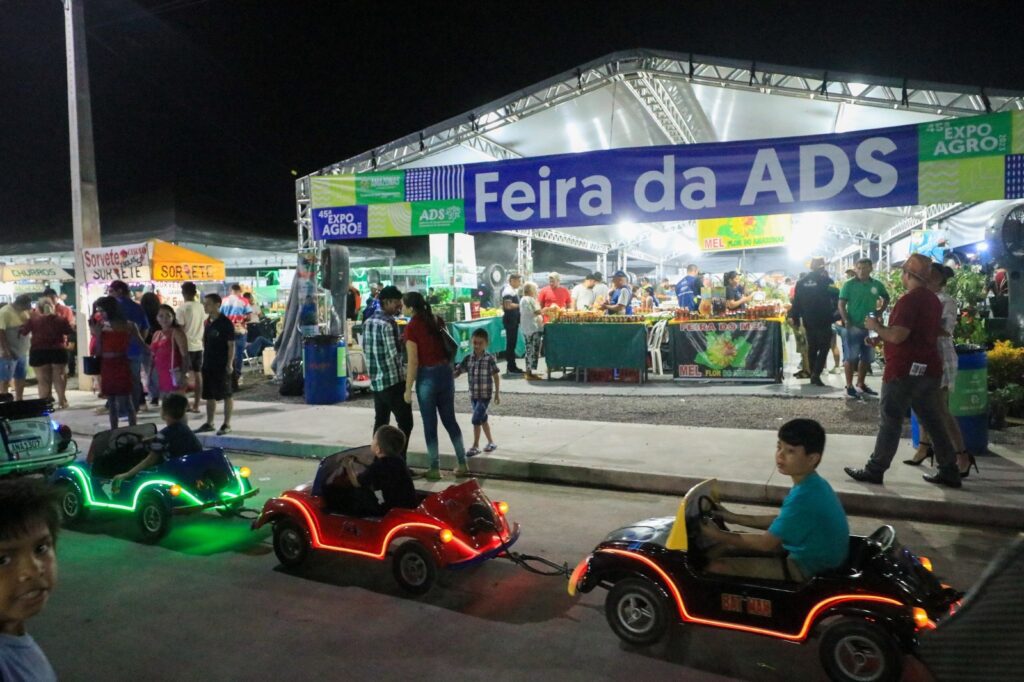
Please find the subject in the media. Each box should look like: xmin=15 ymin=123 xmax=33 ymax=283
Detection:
xmin=903 ymin=446 xmax=934 ymax=467
xmin=958 ymin=452 xmax=979 ymax=479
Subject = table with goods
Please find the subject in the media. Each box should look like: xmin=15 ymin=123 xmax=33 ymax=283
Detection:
xmin=543 ymin=311 xmax=652 ymax=382
xmin=668 ymin=303 xmax=785 ymax=383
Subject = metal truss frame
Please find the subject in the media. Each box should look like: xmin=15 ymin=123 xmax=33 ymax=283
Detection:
xmin=879 ymin=203 xmax=972 ymax=244
xmin=297 ymin=48 xmax=1023 ymax=253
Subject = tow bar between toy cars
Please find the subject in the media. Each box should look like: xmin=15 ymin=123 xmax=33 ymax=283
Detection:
xmin=503 ymin=550 xmax=572 ymax=577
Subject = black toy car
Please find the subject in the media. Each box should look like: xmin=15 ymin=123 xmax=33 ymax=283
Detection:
xmin=568 ymin=479 xmax=962 ymax=682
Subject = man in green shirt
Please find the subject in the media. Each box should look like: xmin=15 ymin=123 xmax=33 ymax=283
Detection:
xmin=838 ymin=258 xmax=889 ymax=398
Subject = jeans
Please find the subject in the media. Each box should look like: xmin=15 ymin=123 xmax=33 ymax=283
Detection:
xmin=415 ymin=364 xmax=466 ymax=469
xmin=0 ymin=356 xmax=28 ymax=381
xmin=246 ymin=336 xmax=274 ymax=359
xmin=471 ymin=399 xmax=490 ymax=425
xmin=843 ymin=326 xmax=874 ymax=366
xmin=372 ymin=381 xmax=414 ymax=461
xmin=867 ymin=375 xmax=958 ymax=477
xmin=503 ymin=322 xmax=520 ymax=370
xmin=804 ymin=324 xmax=832 ymax=378
xmin=234 ymin=333 xmax=247 ymax=379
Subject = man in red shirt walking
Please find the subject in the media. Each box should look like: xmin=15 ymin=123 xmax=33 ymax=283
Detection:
xmin=844 ymin=254 xmax=961 ymax=488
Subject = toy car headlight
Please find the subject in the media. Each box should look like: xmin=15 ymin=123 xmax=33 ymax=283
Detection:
xmin=239 ymin=467 xmax=251 ymax=479
xmin=917 ymin=555 xmax=933 ymax=571
xmin=169 ymin=485 xmax=182 ymax=497
xmin=567 ymin=555 xmax=591 ymax=597
xmin=494 ymin=501 xmax=509 ymax=515
xmin=439 ymin=529 xmax=454 ymax=544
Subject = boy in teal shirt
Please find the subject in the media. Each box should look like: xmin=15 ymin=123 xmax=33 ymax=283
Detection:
xmin=702 ymin=419 xmax=849 ymax=581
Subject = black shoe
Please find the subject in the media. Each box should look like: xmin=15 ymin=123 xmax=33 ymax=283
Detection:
xmin=809 ymin=376 xmax=826 ymax=387
xmin=903 ymin=447 xmax=934 ymax=467
xmin=923 ymin=471 xmax=962 ymax=489
xmin=844 ymin=466 xmax=883 ymax=484
xmin=506 ymin=367 xmax=523 ymax=375
xmin=958 ymin=452 xmax=979 ymax=479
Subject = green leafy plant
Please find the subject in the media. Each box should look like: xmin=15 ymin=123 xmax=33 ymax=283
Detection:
xmin=987 ymin=340 xmax=1024 ymax=389
xmin=989 ymin=383 xmax=1024 ymax=428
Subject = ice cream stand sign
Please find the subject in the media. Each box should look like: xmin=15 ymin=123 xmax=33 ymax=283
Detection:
xmin=83 ymin=243 xmax=151 ymax=282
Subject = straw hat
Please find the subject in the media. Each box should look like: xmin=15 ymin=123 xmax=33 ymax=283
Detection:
xmin=807 ymin=256 xmax=827 ymax=270
xmin=902 ymin=253 xmax=933 ymax=281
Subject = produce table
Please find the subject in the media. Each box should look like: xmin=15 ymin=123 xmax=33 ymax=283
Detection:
xmin=448 ymin=315 xmax=524 ymax=363
xmin=544 ymin=323 xmax=648 ymax=380
xmin=670 ymin=318 xmax=784 ymax=383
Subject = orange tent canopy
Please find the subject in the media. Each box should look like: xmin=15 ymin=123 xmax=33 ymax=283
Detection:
xmin=149 ymin=240 xmax=225 ymax=282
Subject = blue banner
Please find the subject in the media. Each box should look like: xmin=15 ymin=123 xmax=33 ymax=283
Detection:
xmin=464 ymin=126 xmax=919 ymax=233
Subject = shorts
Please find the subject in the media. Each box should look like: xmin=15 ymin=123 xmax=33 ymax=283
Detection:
xmin=201 ymin=369 xmax=233 ymax=401
xmin=842 ymin=326 xmax=875 ymax=365
xmin=30 ymin=349 xmax=69 ymax=367
xmin=471 ymin=398 xmax=490 ymax=426
xmin=0 ymin=356 xmax=28 ymax=381
xmin=188 ymin=351 xmax=204 ymax=372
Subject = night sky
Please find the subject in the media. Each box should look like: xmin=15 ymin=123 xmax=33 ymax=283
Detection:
xmin=2 ymin=0 xmax=1023 ymax=245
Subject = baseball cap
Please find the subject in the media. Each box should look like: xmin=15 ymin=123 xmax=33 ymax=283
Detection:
xmin=612 ymin=270 xmax=627 ymax=279
xmin=548 ymin=271 xmax=560 ymax=280
xmin=589 ymin=272 xmax=603 ymax=282
xmin=378 ymin=285 xmax=403 ymax=300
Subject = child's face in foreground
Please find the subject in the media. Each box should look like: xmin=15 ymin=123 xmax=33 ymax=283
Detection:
xmin=472 ymin=336 xmax=487 ymax=355
xmin=371 ymin=436 xmax=384 ymax=459
xmin=0 ymin=522 xmax=57 ymax=636
xmin=775 ymin=440 xmax=820 ymax=478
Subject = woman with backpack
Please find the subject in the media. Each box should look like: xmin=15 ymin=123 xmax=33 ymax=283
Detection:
xmin=401 ymin=291 xmax=468 ymax=481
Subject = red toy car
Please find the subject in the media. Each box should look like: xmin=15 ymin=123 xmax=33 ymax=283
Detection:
xmin=253 ymin=447 xmax=519 ymax=594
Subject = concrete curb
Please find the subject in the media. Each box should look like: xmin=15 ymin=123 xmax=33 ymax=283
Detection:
xmin=184 ymin=432 xmax=1024 ymax=531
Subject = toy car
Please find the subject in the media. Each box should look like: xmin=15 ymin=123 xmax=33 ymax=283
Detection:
xmin=253 ymin=447 xmax=519 ymax=594
xmin=0 ymin=399 xmax=77 ymax=477
xmin=568 ymin=479 xmax=962 ymax=682
xmin=51 ymin=424 xmax=259 ymax=543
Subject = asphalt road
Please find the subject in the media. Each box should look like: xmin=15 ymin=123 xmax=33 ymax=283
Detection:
xmin=33 ymin=447 xmax=1019 ymax=681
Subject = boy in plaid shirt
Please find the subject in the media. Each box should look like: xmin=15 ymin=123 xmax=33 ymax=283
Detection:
xmin=454 ymin=328 xmax=501 ymax=457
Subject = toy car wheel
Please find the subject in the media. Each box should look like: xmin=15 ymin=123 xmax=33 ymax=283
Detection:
xmin=137 ymin=493 xmax=171 ymax=544
xmin=605 ymin=577 xmax=670 ymax=646
xmin=57 ymin=481 xmax=89 ymax=526
xmin=272 ymin=520 xmax=310 ymax=568
xmin=392 ymin=541 xmax=437 ymax=595
xmin=819 ymin=618 xmax=901 ymax=682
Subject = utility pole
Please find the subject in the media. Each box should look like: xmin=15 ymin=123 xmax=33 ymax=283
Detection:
xmin=64 ymin=0 xmax=102 ymax=386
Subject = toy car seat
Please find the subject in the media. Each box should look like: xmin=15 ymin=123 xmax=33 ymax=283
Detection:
xmin=88 ymin=424 xmax=158 ymax=478
xmin=915 ymin=537 xmax=1024 ymax=681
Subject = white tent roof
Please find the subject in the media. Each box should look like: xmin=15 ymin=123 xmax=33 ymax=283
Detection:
xmin=302 ymin=49 xmax=1024 ymax=264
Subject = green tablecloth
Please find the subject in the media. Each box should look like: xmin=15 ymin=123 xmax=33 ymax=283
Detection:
xmin=544 ymin=323 xmax=647 ymax=370
xmin=448 ymin=316 xmax=525 ymax=363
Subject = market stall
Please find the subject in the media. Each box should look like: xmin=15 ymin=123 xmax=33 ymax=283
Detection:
xmin=0 ymin=263 xmax=73 ymax=303
xmin=544 ymin=315 xmax=649 ymax=382
xmin=83 ymin=239 xmax=226 ymax=307
xmin=447 ymin=314 xmax=525 ymax=363
xmin=669 ymin=312 xmax=785 ymax=383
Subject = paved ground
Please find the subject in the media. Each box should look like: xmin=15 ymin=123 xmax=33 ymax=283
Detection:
xmin=34 ymin=446 xmax=1020 ymax=682
xmin=57 ymin=389 xmax=1024 ymax=529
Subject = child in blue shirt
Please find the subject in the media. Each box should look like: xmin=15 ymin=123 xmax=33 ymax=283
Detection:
xmin=0 ymin=478 xmax=59 ymax=682
xmin=701 ymin=418 xmax=849 ymax=581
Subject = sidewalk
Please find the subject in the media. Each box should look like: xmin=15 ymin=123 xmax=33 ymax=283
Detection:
xmin=58 ymin=389 xmax=1024 ymax=530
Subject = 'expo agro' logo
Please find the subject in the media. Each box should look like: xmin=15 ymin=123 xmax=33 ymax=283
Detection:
xmin=316 ymin=208 xmax=366 ymax=238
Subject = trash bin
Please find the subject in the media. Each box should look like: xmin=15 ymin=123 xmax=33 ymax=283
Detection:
xmin=949 ymin=348 xmax=988 ymax=456
xmin=910 ymin=348 xmax=988 ymax=456
xmin=303 ymin=335 xmax=348 ymax=404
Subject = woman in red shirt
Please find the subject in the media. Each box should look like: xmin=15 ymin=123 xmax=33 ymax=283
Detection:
xmin=402 ymin=292 xmax=468 ymax=481
xmin=150 ymin=305 xmax=189 ymax=398
xmin=21 ymin=300 xmax=74 ymax=408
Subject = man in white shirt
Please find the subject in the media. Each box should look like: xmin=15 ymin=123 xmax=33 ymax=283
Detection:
xmin=571 ymin=272 xmax=609 ymax=311
xmin=176 ymin=282 xmax=206 ymax=413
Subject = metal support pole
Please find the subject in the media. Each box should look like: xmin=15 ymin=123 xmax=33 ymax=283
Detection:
xmin=64 ymin=0 xmax=102 ymax=388
xmin=524 ymin=235 xmax=533 ymax=281
xmin=388 ymin=257 xmax=394 ymax=283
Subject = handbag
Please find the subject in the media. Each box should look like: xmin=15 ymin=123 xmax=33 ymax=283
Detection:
xmin=437 ymin=316 xmax=458 ymax=362
xmin=170 ymin=337 xmax=187 ymax=389
xmin=82 ymin=355 xmax=102 ymax=376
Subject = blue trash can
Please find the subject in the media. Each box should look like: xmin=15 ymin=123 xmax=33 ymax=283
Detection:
xmin=910 ymin=349 xmax=988 ymax=455
xmin=304 ymin=335 xmax=348 ymax=404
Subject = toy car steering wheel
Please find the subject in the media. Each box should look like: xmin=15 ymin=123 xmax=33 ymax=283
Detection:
xmin=866 ymin=525 xmax=896 ymax=552
xmin=114 ymin=432 xmax=144 ymax=452
xmin=698 ymin=495 xmax=727 ymax=531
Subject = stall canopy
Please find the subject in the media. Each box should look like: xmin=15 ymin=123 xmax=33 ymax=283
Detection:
xmin=83 ymin=239 xmax=225 ymax=284
xmin=297 ymin=48 xmax=1024 ymax=270
xmin=0 ymin=263 xmax=73 ymax=282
